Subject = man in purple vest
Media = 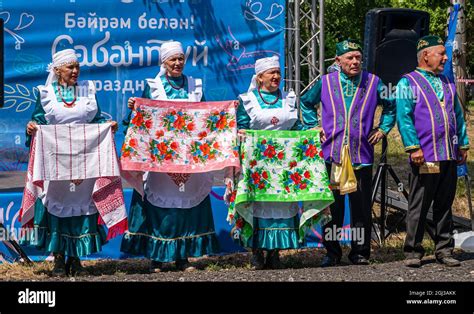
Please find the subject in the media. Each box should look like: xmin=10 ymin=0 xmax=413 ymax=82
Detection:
xmin=300 ymin=39 xmax=396 ymax=267
xmin=397 ymin=35 xmax=469 ymax=268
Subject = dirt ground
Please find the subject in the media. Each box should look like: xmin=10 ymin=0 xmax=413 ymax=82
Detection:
xmin=1 ymin=244 xmax=474 ymax=282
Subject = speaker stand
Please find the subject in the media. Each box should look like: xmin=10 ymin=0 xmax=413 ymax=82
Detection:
xmin=371 ymin=138 xmax=409 ymax=246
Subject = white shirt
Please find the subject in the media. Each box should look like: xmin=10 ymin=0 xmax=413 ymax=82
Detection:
xmin=239 ymin=90 xmax=300 ymax=219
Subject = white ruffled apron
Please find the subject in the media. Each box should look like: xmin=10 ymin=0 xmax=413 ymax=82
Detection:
xmin=239 ymin=90 xmax=300 ymax=219
xmin=144 ymin=76 xmax=213 ymax=209
xmin=38 ymin=80 xmax=99 ymax=217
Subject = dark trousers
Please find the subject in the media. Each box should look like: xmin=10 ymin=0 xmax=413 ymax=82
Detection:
xmin=323 ymin=164 xmax=373 ymax=260
xmin=404 ymin=161 xmax=457 ymax=259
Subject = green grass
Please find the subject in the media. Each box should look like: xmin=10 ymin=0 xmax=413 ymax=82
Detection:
xmin=369 ymin=232 xmax=436 ymax=264
xmin=0 ymin=238 xmax=440 ymax=280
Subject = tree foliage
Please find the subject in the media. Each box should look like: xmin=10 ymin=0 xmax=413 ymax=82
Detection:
xmin=312 ymin=0 xmax=473 ymax=76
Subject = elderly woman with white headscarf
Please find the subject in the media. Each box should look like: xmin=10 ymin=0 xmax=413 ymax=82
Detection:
xmin=24 ymin=48 xmax=118 ymax=276
xmin=234 ymin=55 xmax=304 ymax=270
xmin=121 ymin=41 xmax=219 ymax=273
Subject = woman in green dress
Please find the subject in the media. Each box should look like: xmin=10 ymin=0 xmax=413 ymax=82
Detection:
xmin=24 ymin=48 xmax=117 ymax=276
xmin=121 ymin=41 xmax=219 ymax=272
xmin=235 ymin=56 xmax=305 ymax=269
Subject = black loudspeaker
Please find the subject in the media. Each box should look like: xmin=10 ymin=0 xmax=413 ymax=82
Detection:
xmin=363 ymin=8 xmax=430 ymax=86
xmin=0 ymin=18 xmax=3 ymax=108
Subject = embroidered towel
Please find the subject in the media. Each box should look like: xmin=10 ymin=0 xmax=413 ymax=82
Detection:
xmin=20 ymin=123 xmax=127 ymax=240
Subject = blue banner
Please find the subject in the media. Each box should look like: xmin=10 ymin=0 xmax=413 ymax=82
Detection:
xmin=0 ymin=188 xmax=349 ymax=262
xmin=0 ymin=0 xmax=286 ymax=171
xmin=443 ymin=3 xmax=460 ymax=82
xmin=0 ymin=188 xmax=244 ymax=262
xmin=457 ymin=163 xmax=468 ymax=177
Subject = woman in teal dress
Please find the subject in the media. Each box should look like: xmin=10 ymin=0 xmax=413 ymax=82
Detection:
xmin=235 ymin=56 xmax=305 ymax=269
xmin=120 ymin=41 xmax=219 ymax=272
xmin=23 ymin=49 xmax=118 ymax=276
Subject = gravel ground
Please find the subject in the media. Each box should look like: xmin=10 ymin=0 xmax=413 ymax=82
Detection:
xmin=3 ymin=249 xmax=474 ymax=282
xmin=2 ymin=172 xmax=474 ymax=283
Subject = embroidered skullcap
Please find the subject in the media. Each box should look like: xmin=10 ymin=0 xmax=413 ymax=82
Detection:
xmin=417 ymin=35 xmax=444 ymax=52
xmin=336 ymin=39 xmax=363 ymax=56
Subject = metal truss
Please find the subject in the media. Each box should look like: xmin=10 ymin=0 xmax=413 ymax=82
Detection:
xmin=285 ymin=0 xmax=325 ymax=98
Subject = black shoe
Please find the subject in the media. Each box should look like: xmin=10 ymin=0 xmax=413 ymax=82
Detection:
xmin=176 ymin=259 xmax=196 ymax=272
xmin=52 ymin=253 xmax=66 ymax=276
xmin=250 ymin=249 xmax=265 ymax=270
xmin=265 ymin=250 xmax=283 ymax=269
xmin=349 ymin=255 xmax=369 ymax=265
xmin=67 ymin=257 xmax=87 ymax=276
xmin=404 ymin=257 xmax=421 ymax=268
xmin=436 ymin=256 xmax=461 ymax=267
xmin=320 ymin=255 xmax=340 ymax=268
xmin=149 ymin=260 xmax=163 ymax=273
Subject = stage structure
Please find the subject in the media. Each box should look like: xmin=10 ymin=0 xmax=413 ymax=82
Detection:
xmin=285 ymin=0 xmax=326 ymax=98
xmin=286 ymin=2 xmax=473 ymax=245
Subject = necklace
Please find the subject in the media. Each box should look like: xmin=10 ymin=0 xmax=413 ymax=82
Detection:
xmin=258 ymin=87 xmax=281 ymax=105
xmin=166 ymin=73 xmax=185 ymax=90
xmin=57 ymin=84 xmax=76 ymax=108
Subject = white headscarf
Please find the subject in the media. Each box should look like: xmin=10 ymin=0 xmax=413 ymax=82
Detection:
xmin=248 ymin=56 xmax=280 ymax=92
xmin=45 ymin=49 xmax=79 ymax=86
xmin=156 ymin=41 xmax=185 ymax=79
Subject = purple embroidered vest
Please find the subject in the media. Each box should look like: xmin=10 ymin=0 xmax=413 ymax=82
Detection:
xmin=404 ymin=71 xmax=457 ymax=162
xmin=320 ymin=71 xmax=380 ymax=164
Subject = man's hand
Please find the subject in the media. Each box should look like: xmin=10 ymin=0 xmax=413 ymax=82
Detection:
xmin=26 ymin=121 xmax=38 ymax=136
xmin=410 ymin=148 xmax=425 ymax=166
xmin=320 ymin=128 xmax=326 ymax=143
xmin=127 ymin=97 xmax=136 ymax=109
xmin=458 ymin=149 xmax=468 ymax=165
xmin=368 ymin=129 xmax=385 ymax=145
xmin=109 ymin=121 xmax=118 ymax=133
